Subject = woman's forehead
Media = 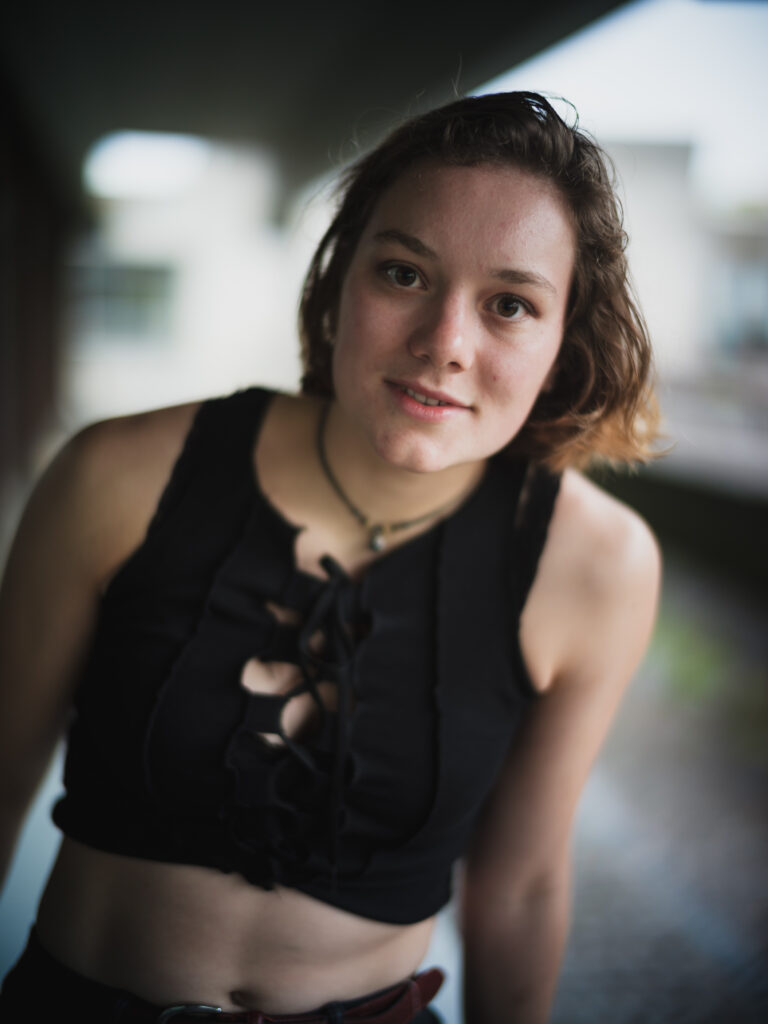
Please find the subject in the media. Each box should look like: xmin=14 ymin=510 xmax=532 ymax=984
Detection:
xmin=362 ymin=162 xmax=576 ymax=276
xmin=369 ymin=161 xmax=569 ymax=227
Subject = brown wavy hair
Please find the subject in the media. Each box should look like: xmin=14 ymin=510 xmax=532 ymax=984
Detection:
xmin=299 ymin=91 xmax=659 ymax=470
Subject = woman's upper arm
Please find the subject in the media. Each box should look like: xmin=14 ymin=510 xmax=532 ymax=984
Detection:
xmin=0 ymin=403 xmax=199 ymax=853
xmin=463 ymin=471 xmax=662 ymax=901
xmin=1 ymin=429 xmax=107 ymax=803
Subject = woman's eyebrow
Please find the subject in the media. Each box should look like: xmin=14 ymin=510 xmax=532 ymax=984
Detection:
xmin=492 ymin=267 xmax=557 ymax=295
xmin=373 ymin=229 xmax=437 ymax=259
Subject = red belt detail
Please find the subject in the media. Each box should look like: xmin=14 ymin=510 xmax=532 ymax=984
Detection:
xmin=152 ymin=968 xmax=444 ymax=1024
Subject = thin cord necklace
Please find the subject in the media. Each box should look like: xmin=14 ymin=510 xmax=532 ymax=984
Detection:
xmin=316 ymin=403 xmax=461 ymax=552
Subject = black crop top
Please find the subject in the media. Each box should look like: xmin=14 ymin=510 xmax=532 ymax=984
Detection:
xmin=53 ymin=387 xmax=561 ymax=924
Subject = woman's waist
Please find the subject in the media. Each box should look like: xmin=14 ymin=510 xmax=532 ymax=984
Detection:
xmin=35 ymin=838 xmax=435 ymax=1013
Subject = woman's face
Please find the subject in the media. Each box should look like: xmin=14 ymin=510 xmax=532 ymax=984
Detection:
xmin=332 ymin=161 xmax=576 ymax=474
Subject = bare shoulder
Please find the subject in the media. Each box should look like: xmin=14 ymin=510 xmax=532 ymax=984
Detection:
xmin=521 ymin=469 xmax=662 ymax=693
xmin=17 ymin=398 xmax=205 ymax=591
xmin=67 ymin=398 xmax=203 ymax=496
xmin=550 ymin=469 xmax=661 ymax=597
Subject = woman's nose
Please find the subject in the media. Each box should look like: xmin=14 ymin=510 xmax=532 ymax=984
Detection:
xmin=407 ymin=293 xmax=475 ymax=371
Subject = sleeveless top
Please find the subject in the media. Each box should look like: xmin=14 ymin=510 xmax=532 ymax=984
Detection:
xmin=52 ymin=387 xmax=562 ymax=924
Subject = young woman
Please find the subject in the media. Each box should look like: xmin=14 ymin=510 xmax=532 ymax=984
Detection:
xmin=0 ymin=92 xmax=661 ymax=1023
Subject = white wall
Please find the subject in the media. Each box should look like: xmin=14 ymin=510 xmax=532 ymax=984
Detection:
xmin=607 ymin=141 xmax=708 ymax=380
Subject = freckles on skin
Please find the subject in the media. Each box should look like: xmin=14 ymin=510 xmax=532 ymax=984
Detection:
xmin=331 ymin=162 xmax=575 ymax=472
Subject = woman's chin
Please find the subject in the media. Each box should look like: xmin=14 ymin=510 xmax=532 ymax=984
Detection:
xmin=371 ymin=435 xmax=466 ymax=477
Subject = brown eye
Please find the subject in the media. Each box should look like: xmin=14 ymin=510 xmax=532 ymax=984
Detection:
xmin=494 ymin=294 xmax=528 ymax=319
xmin=384 ymin=264 xmax=422 ymax=288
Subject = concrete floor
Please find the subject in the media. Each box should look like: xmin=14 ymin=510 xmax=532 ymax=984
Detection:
xmin=2 ymin=545 xmax=767 ymax=1022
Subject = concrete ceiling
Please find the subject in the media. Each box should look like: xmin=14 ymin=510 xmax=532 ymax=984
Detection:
xmin=1 ymin=0 xmax=627 ymax=206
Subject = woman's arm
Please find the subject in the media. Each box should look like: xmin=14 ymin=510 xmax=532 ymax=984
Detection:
xmin=460 ymin=472 xmax=662 ymax=1024
xmin=0 ymin=402 xmax=199 ymax=891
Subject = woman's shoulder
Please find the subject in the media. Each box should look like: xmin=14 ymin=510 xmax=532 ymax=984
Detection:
xmin=553 ymin=465 xmax=657 ymax=547
xmin=520 ymin=468 xmax=661 ymax=693
xmin=561 ymin=464 xmax=663 ymax=585
xmin=66 ymin=397 xmax=205 ymax=512
xmin=548 ymin=468 xmax=663 ymax=618
xmin=69 ymin=396 xmax=204 ymax=472
xmin=34 ymin=397 xmax=208 ymax=590
xmin=54 ymin=388 xmax=315 ymax=586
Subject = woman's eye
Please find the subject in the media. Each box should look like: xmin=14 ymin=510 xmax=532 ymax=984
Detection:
xmin=494 ymin=294 xmax=528 ymax=320
xmin=383 ymin=264 xmax=422 ymax=289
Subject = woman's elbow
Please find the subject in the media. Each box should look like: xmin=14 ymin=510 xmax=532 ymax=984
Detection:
xmin=460 ymin=855 xmax=572 ymax=940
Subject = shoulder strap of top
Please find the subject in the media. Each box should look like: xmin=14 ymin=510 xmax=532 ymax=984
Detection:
xmin=103 ymin=387 xmax=275 ymax=599
xmin=145 ymin=386 xmax=274 ymax=543
xmin=508 ymin=462 xmax=562 ymax=618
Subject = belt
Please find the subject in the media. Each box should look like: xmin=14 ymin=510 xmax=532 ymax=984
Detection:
xmin=125 ymin=969 xmax=444 ymax=1024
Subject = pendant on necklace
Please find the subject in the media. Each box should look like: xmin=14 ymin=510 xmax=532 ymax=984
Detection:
xmin=368 ymin=525 xmax=387 ymax=552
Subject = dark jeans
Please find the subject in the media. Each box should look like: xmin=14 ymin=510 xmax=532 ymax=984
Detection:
xmin=0 ymin=929 xmax=443 ymax=1023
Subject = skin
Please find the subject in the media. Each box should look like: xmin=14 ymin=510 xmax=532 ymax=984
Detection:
xmin=326 ymin=163 xmax=573 ymax=512
xmin=0 ymin=164 xmax=661 ymax=1021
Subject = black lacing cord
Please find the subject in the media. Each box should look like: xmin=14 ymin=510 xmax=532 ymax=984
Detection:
xmin=296 ymin=554 xmax=356 ymax=882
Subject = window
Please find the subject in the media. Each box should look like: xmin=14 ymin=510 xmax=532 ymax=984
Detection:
xmin=70 ymin=262 xmax=175 ymax=341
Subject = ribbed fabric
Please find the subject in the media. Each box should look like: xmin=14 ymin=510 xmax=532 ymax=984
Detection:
xmin=53 ymin=387 xmax=561 ymax=924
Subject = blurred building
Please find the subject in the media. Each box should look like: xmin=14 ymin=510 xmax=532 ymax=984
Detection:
xmin=63 ymin=139 xmax=309 ymax=426
xmin=608 ymin=140 xmax=768 ymax=487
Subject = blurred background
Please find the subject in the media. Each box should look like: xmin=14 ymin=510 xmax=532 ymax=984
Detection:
xmin=1 ymin=0 xmax=766 ymax=1020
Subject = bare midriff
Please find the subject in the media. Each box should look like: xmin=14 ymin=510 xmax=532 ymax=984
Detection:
xmin=34 ymin=838 xmax=436 ymax=1014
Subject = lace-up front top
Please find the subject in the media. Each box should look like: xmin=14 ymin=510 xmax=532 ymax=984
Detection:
xmin=53 ymin=388 xmax=561 ymax=924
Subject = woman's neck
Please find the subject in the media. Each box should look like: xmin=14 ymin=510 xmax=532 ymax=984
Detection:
xmin=320 ymin=400 xmax=486 ymax=530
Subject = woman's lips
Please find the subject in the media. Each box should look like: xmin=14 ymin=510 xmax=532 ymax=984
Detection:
xmin=386 ymin=380 xmax=471 ymax=421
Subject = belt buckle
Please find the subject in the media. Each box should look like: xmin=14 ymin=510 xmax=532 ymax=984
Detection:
xmin=157 ymin=1004 xmax=223 ymax=1022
